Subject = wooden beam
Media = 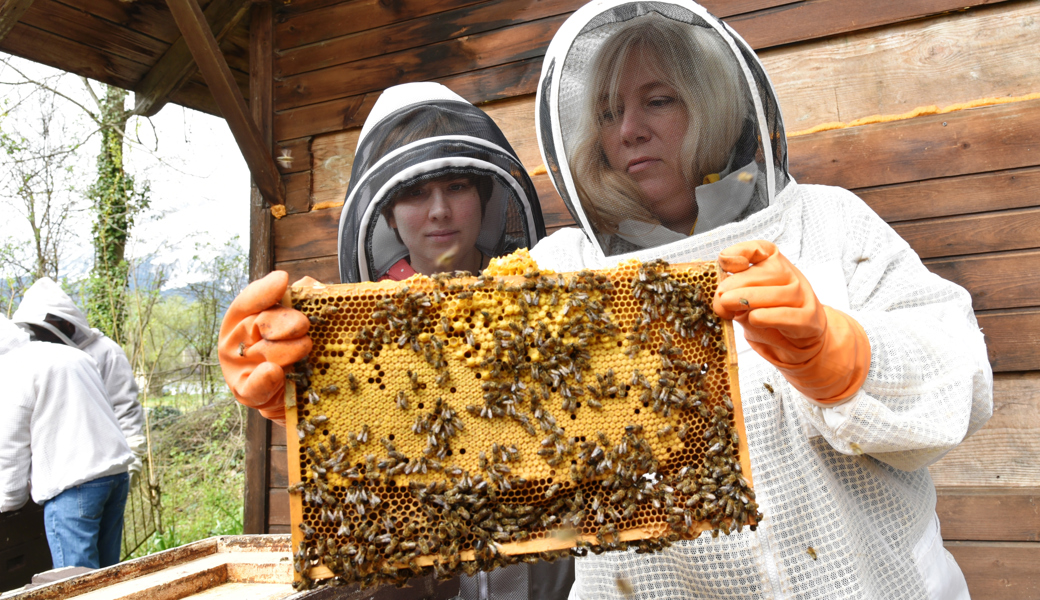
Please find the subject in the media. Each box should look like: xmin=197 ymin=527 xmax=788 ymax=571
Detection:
xmin=0 ymin=0 xmax=35 ymax=43
xmin=133 ymin=0 xmax=250 ymax=117
xmin=925 ymin=249 xmax=1040 ymax=312
xmin=976 ymin=308 xmax=1040 ymax=373
xmin=929 ymin=373 xmax=1040 ymax=487
xmin=944 ymin=541 xmax=1040 ymax=599
xmin=165 ymin=0 xmax=283 ymax=205
xmin=243 ymin=1 xmax=274 ymax=535
xmin=936 ymin=486 xmax=1040 ymax=542
xmin=790 ymin=98 xmax=1040 ymax=191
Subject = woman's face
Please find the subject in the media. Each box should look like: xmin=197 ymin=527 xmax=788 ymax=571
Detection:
xmin=598 ymin=51 xmax=696 ymax=230
xmin=388 ymin=177 xmax=484 ymax=275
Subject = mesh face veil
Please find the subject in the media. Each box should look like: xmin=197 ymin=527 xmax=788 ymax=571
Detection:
xmin=338 ymin=83 xmax=546 ymax=282
xmin=536 ymin=0 xmax=789 ymax=257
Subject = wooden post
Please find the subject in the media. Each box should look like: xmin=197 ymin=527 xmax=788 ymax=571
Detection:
xmin=242 ymin=0 xmax=274 ymax=536
xmin=165 ymin=0 xmax=284 ymax=205
xmin=247 ymin=0 xmax=275 ymax=281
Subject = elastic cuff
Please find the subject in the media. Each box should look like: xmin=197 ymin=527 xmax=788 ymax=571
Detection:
xmin=809 ymin=308 xmax=871 ymax=403
xmin=770 ymin=307 xmax=871 ymax=403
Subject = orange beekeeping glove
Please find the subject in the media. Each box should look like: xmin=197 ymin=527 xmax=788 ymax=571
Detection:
xmin=713 ymin=241 xmax=871 ymax=403
xmin=218 ymin=271 xmax=313 ymax=424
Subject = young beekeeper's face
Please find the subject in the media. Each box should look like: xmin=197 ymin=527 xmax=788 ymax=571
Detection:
xmin=388 ymin=177 xmax=483 ymax=274
xmin=598 ymin=50 xmax=696 ymax=230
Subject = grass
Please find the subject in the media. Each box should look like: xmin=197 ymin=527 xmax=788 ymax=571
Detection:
xmin=126 ymin=393 xmax=246 ymax=559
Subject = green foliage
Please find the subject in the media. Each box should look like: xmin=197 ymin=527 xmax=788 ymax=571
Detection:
xmin=86 ymin=86 xmax=150 ymax=345
xmin=128 ymin=397 xmax=246 ymax=559
xmin=123 ymin=238 xmax=247 ymax=404
xmin=180 ymin=238 xmax=248 ymax=403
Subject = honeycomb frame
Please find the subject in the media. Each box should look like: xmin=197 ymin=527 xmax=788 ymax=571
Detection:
xmin=284 ymin=258 xmax=756 ymax=590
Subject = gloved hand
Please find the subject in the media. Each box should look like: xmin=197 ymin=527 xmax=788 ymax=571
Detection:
xmin=127 ymin=453 xmax=143 ymax=486
xmin=219 ymin=271 xmax=313 ymax=424
xmin=713 ymin=240 xmax=871 ymax=403
xmin=125 ymin=434 xmax=146 ymax=488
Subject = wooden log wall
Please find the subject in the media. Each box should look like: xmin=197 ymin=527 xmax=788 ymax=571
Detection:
xmin=251 ymin=0 xmax=1040 ymax=596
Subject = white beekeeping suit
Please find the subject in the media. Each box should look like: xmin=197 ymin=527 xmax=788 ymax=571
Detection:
xmin=529 ymin=1 xmax=992 ymax=598
xmin=13 ymin=278 xmax=147 ymax=479
xmin=0 ymin=315 xmax=133 ymax=511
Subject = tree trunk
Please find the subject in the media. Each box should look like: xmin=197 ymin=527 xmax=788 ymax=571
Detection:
xmin=88 ymin=86 xmax=146 ymax=345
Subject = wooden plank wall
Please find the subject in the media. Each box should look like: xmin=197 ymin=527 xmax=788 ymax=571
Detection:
xmin=257 ymin=1 xmax=1040 ymax=596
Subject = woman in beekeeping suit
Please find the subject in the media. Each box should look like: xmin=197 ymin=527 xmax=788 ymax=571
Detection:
xmin=529 ymin=1 xmax=992 ymax=599
xmin=218 ymin=83 xmax=573 ymax=599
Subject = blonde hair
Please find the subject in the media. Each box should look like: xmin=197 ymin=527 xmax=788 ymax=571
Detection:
xmin=570 ymin=14 xmax=748 ymax=233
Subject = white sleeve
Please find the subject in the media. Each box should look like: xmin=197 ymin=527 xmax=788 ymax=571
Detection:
xmin=798 ymin=191 xmax=993 ymax=471
xmin=0 ymin=376 xmax=34 ymax=512
xmin=98 ymin=342 xmax=146 ymax=450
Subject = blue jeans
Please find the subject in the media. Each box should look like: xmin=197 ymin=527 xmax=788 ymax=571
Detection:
xmin=43 ymin=473 xmax=129 ymax=569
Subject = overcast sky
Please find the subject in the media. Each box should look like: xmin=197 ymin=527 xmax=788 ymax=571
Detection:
xmin=0 ymin=54 xmax=250 ymax=288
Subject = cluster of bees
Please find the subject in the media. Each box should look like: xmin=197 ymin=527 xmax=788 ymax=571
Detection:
xmin=285 ymin=255 xmax=760 ymax=591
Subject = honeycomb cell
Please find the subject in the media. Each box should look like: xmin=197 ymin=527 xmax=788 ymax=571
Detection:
xmin=285 ymin=255 xmax=758 ymax=590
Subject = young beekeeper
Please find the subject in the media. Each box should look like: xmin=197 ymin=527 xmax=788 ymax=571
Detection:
xmin=13 ymin=278 xmax=147 ymax=484
xmin=220 ymin=82 xmax=546 ymax=424
xmin=219 ymin=83 xmax=571 ymax=599
xmin=527 ymin=1 xmax=992 ymax=598
xmin=337 ymin=82 xmax=544 ymax=283
xmin=0 ymin=314 xmax=134 ymax=569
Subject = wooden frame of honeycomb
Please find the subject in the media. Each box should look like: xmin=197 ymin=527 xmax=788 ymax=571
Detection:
xmin=283 ymin=256 xmax=756 ymax=590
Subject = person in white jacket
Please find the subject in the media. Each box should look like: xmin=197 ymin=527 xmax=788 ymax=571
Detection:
xmin=0 ymin=314 xmax=134 ymax=569
xmin=530 ymin=1 xmax=992 ymax=598
xmin=12 ymin=277 xmax=146 ymax=483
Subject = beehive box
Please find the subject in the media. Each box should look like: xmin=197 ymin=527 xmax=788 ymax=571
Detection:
xmin=3 ymin=536 xmax=305 ymax=600
xmin=284 ymin=254 xmax=757 ymax=590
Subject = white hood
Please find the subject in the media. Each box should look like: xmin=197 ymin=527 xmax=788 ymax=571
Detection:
xmin=0 ymin=315 xmax=30 ymax=357
xmin=12 ymin=277 xmax=99 ymax=349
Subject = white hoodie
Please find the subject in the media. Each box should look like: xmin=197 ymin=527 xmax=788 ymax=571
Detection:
xmin=0 ymin=315 xmax=133 ymax=510
xmin=12 ymin=278 xmax=146 ymax=459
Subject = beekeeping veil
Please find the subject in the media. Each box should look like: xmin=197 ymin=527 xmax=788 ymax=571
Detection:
xmin=536 ymin=0 xmax=789 ymax=257
xmin=338 ymin=83 xmax=546 ymax=282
